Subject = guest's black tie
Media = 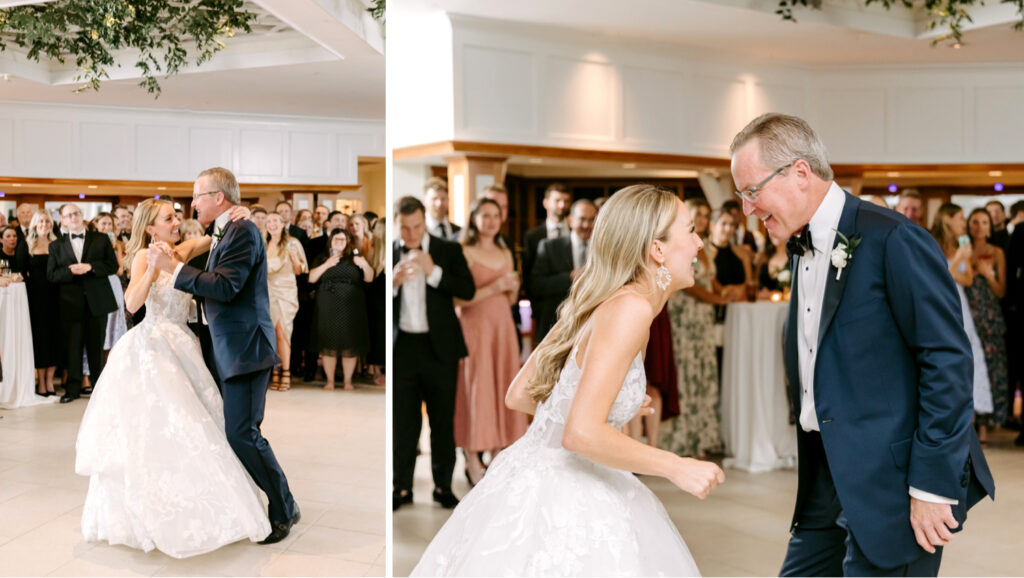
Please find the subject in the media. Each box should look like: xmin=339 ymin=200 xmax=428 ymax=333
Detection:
xmin=70 ymin=233 xmax=84 ymax=240
xmin=785 ymin=225 xmax=814 ymax=259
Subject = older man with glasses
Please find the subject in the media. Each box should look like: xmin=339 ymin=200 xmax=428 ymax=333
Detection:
xmin=47 ymin=203 xmax=118 ymax=403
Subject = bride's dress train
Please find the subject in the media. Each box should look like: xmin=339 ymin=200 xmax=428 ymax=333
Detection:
xmin=412 ymin=343 xmax=700 ymax=577
xmin=75 ymin=271 xmax=270 ymax=558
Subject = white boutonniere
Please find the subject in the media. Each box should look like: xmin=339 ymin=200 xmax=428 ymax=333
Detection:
xmin=831 ymin=231 xmax=861 ymax=281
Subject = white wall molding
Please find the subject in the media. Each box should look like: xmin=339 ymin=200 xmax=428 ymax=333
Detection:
xmin=0 ymin=101 xmax=383 ymax=184
xmin=391 ymin=15 xmax=1024 ymax=165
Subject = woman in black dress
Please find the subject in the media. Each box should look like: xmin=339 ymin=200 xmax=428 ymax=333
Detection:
xmin=707 ymin=208 xmax=752 ymax=375
xmin=0 ymin=225 xmax=28 ymax=276
xmin=309 ymin=228 xmax=374 ymax=391
xmin=22 ymin=212 xmax=61 ymax=396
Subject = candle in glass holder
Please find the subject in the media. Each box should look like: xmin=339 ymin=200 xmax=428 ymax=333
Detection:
xmin=771 ymin=291 xmax=782 ymax=303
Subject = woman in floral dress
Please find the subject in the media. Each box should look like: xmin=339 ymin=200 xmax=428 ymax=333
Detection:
xmin=660 ymin=197 xmax=734 ymax=457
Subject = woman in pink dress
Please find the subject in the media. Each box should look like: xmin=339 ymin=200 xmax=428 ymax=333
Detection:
xmin=454 ymin=198 xmax=528 ymax=486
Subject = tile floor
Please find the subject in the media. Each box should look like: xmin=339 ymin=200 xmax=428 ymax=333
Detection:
xmin=394 ymin=428 xmax=1024 ymax=576
xmin=0 ymin=379 xmax=385 ymax=577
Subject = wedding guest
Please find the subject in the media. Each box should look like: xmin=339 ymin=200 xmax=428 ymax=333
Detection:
xmin=48 ymin=203 xmax=118 ymax=403
xmin=708 ymin=207 xmax=752 ymax=373
xmin=348 ymin=212 xmax=374 ymax=260
xmin=309 ymin=228 xmax=372 ymax=391
xmin=364 ymin=211 xmax=379 ymax=230
xmin=180 ymin=219 xmax=205 ymax=241
xmin=265 ymin=212 xmax=308 ymax=391
xmin=249 ymin=205 xmax=268 ymax=235
xmin=530 ymin=199 xmax=596 ymax=344
xmin=393 ymin=195 xmax=475 ymax=511
xmin=24 ymin=211 xmax=60 ymax=396
xmin=722 ymin=199 xmax=759 ymax=254
xmin=181 ymin=218 xmax=212 ymax=362
xmin=88 ymin=212 xmax=128 ymax=353
xmin=660 ymin=197 xmax=733 ymax=458
xmin=1008 ymin=200 xmax=1024 ymax=444
xmin=965 ymin=208 xmax=1008 ymax=440
xmin=314 ymin=205 xmax=330 ymax=237
xmin=523 ymin=183 xmax=572 ymax=300
xmin=930 ymin=203 xmax=994 ymax=438
xmin=275 ymin=200 xmax=309 ymax=245
xmin=453 ymin=198 xmax=527 ymax=486
xmin=112 ymin=204 xmax=132 ymax=242
xmin=15 ymin=203 xmax=35 ymax=246
xmin=894 ymin=189 xmax=923 ymax=226
xmin=299 ymin=210 xmax=348 ymax=381
xmin=367 ymin=218 xmax=387 ymax=385
xmin=0 ymin=225 xmax=28 ymax=275
xmin=986 ymin=200 xmax=1010 ymax=251
xmin=424 ymin=178 xmax=460 ymax=239
xmin=295 ymin=209 xmax=315 ymax=240
xmin=758 ymin=235 xmax=790 ymax=293
xmin=481 ymin=183 xmax=523 ymax=349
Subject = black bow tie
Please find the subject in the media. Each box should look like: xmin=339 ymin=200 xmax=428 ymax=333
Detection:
xmin=400 ymin=244 xmax=421 ymax=255
xmin=70 ymin=233 xmax=84 ymax=240
xmin=786 ymin=225 xmax=815 ymax=259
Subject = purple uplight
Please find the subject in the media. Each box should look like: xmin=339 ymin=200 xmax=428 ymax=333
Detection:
xmin=994 ymin=183 xmax=1005 ymax=192
xmin=888 ymin=184 xmax=898 ymax=193
xmin=78 ymin=193 xmax=85 ymax=199
xmin=0 ymin=192 xmax=5 ymax=197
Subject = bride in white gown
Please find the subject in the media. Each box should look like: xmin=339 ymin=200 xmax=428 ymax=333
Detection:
xmin=75 ymin=199 xmax=270 ymax=558
xmin=412 ymin=185 xmax=726 ymax=577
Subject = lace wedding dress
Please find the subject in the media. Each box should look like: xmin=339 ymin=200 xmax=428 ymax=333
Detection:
xmin=76 ymin=271 xmax=271 ymax=558
xmin=412 ymin=340 xmax=701 ymax=577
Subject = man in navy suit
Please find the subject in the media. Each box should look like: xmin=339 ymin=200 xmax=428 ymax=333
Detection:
xmin=151 ymin=167 xmax=299 ymax=544
xmin=730 ymin=114 xmax=994 ymax=576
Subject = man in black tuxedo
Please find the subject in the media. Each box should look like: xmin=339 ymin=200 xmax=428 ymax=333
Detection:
xmin=985 ymin=200 xmax=1010 ymax=252
xmin=1006 ymin=201 xmax=1024 ymax=444
xmin=47 ymin=203 xmax=118 ymax=403
xmin=530 ymin=199 xmax=596 ymax=344
xmin=392 ymin=196 xmax=475 ymax=511
xmin=275 ymin=200 xmax=309 ymax=247
xmin=423 ymin=178 xmax=461 ymax=240
xmin=113 ymin=204 xmax=133 ymax=243
xmin=522 ymin=183 xmax=571 ymax=307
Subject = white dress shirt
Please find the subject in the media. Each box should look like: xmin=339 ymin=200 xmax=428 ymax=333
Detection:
xmin=171 ymin=211 xmax=233 ymax=325
xmin=397 ymin=234 xmax=444 ymax=334
xmin=68 ymin=230 xmax=86 ymax=263
xmin=570 ymin=231 xmax=588 ymax=269
xmin=546 ymin=219 xmax=568 ymax=240
xmin=795 ymin=182 xmax=954 ymax=505
xmin=425 ymin=215 xmax=454 ymax=240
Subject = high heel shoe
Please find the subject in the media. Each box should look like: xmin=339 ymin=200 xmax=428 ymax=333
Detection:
xmin=279 ymin=370 xmax=291 ymax=392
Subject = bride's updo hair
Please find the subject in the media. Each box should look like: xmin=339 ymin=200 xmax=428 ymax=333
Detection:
xmin=528 ymin=184 xmax=678 ymax=402
xmin=125 ymin=199 xmax=173 ymax=273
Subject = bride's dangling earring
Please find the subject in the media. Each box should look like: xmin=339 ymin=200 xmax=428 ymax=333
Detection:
xmin=656 ymin=260 xmax=671 ymax=291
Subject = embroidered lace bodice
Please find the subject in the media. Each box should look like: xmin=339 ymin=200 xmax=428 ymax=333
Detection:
xmin=143 ymin=271 xmax=191 ymax=325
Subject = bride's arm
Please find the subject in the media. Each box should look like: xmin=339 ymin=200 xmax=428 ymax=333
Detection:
xmin=562 ymin=294 xmax=725 ymax=499
xmin=124 ymin=249 xmax=158 ymax=314
xmin=505 ymin=343 xmax=543 ymax=415
xmin=174 ymin=236 xmax=213 ymax=264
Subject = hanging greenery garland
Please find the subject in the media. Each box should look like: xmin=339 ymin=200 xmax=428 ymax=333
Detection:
xmin=367 ymin=0 xmax=384 ymax=24
xmin=776 ymin=0 xmax=1024 ymax=46
xmin=0 ymin=0 xmax=257 ymax=96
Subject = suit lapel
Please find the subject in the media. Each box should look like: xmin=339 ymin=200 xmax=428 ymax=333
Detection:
xmin=80 ymin=232 xmax=94 ymax=264
xmin=816 ymin=192 xmax=861 ymax=348
xmin=785 ymin=253 xmax=802 ymax=411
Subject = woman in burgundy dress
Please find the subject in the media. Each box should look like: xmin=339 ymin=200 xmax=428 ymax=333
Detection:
xmin=453 ymin=198 xmax=528 ymax=486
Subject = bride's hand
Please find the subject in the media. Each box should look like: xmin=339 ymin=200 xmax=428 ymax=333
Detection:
xmin=632 ymin=394 xmax=655 ymax=420
xmin=227 ymin=205 xmax=251 ymax=222
xmin=669 ymin=457 xmax=725 ymax=500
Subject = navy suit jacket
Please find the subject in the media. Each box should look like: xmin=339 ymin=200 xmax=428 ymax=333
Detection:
xmin=174 ymin=218 xmax=279 ymax=382
xmin=784 ymin=193 xmax=995 ymax=568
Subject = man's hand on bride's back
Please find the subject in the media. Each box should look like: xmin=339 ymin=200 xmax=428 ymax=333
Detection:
xmin=669 ymin=457 xmax=725 ymax=500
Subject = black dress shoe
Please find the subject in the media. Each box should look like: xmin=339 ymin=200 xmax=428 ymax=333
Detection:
xmin=59 ymin=394 xmax=79 ymax=404
xmin=432 ymin=488 xmax=459 ymax=509
xmin=259 ymin=507 xmax=300 ymax=545
xmin=393 ymin=489 xmax=413 ymax=511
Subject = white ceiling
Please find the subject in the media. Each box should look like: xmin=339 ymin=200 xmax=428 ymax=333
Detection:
xmin=0 ymin=0 xmax=384 ymax=119
xmin=409 ymin=0 xmax=1024 ymax=66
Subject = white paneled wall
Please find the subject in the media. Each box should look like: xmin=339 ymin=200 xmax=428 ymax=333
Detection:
xmin=0 ymin=102 xmax=384 ymax=184
xmin=421 ymin=16 xmax=1024 ymax=164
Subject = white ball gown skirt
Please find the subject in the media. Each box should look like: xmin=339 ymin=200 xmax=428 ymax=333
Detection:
xmin=75 ymin=300 xmax=271 ymax=558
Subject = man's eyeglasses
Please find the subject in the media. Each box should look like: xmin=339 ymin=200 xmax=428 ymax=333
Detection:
xmin=734 ymin=162 xmax=794 ymax=204
xmin=192 ymin=191 xmax=220 ymax=201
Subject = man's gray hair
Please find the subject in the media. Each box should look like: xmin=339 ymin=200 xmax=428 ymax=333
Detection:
xmin=730 ymin=113 xmax=833 ymax=182
xmin=197 ymin=167 xmax=240 ymax=205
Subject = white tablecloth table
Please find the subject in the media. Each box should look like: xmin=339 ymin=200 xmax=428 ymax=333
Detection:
xmin=720 ymin=301 xmax=797 ymax=473
xmin=0 ymin=282 xmax=54 ymax=409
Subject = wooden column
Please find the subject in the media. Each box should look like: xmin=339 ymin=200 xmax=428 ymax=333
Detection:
xmin=445 ymin=155 xmax=507 ymax=227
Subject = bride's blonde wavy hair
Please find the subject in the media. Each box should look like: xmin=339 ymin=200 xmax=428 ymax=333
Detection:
xmin=528 ymin=184 xmax=679 ymax=402
xmin=124 ymin=199 xmax=173 ymax=274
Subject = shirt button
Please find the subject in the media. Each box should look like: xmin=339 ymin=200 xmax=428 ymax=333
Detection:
xmin=809 ymin=348 xmax=814 ymax=354
xmin=805 ymin=267 xmax=809 ymax=271
xmin=807 ymin=308 xmax=811 ymax=312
